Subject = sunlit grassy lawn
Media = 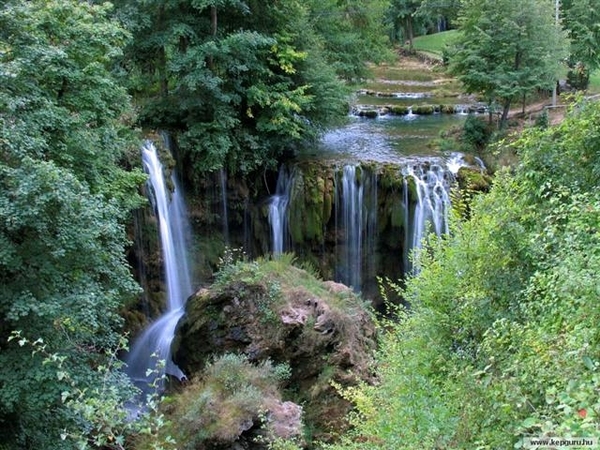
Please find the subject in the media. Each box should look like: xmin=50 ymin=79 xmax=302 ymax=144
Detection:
xmin=588 ymin=70 xmax=600 ymax=94
xmin=412 ymin=30 xmax=459 ymax=58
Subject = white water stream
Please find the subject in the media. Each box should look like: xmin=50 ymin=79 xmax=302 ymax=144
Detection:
xmin=126 ymin=142 xmax=194 ymax=394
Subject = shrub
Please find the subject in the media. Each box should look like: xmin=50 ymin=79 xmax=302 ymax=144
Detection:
xmin=461 ymin=114 xmax=492 ymax=151
xmin=533 ymin=110 xmax=549 ymax=129
xmin=160 ymin=354 xmax=296 ymax=450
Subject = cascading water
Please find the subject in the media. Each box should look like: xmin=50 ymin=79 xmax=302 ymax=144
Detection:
xmin=339 ymin=166 xmax=363 ymax=290
xmin=260 ymin=154 xmax=482 ymax=295
xmin=402 ymin=158 xmax=464 ymax=272
xmin=268 ymin=167 xmax=294 ymax=255
xmin=126 ymin=141 xmax=194 ymax=394
xmin=335 ymin=165 xmax=377 ymax=292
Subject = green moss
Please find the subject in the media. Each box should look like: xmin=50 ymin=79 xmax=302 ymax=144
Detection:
xmin=413 ymin=104 xmax=435 ymax=115
xmin=405 ymin=175 xmax=418 ymax=204
xmin=379 ymin=165 xmax=403 ymax=190
xmin=457 ymin=167 xmax=492 ymax=192
xmin=181 ymin=234 xmax=224 ymax=281
xmin=390 ymin=197 xmax=405 ymax=228
xmin=358 ymin=109 xmax=378 ymax=118
xmin=440 ymin=104 xmax=456 ymax=114
xmin=183 ymin=289 xmax=221 ymax=336
xmin=288 ymin=164 xmax=335 ymax=245
xmin=390 ymin=105 xmax=409 ymax=115
xmin=377 ymin=166 xmax=409 ymax=232
xmin=322 ymin=175 xmax=334 ymax=225
xmin=288 ymin=173 xmax=306 ymax=244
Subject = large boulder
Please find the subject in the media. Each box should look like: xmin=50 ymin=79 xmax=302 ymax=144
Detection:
xmin=172 ymin=255 xmax=377 ymax=444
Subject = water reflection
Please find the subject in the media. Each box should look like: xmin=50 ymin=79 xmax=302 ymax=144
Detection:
xmin=309 ymin=114 xmax=468 ymax=163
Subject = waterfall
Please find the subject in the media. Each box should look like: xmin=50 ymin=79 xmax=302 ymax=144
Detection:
xmin=403 ymin=161 xmax=453 ymax=272
xmin=340 ymin=166 xmax=363 ymax=290
xmin=336 ymin=165 xmax=377 ymax=292
xmin=268 ymin=167 xmax=294 ymax=255
xmin=126 ymin=141 xmax=194 ymax=394
xmin=402 ymin=177 xmax=411 ymax=273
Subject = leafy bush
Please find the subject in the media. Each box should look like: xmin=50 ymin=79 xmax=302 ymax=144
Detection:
xmin=0 ymin=1 xmax=144 ymax=447
xmin=461 ymin=114 xmax=493 ymax=151
xmin=157 ymin=354 xmax=296 ymax=450
xmin=533 ymin=110 xmax=549 ymax=129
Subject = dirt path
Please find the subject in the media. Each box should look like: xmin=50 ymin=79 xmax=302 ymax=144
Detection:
xmin=507 ymin=98 xmax=567 ymax=129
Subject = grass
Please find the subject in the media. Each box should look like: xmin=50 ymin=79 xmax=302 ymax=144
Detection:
xmin=412 ymin=29 xmax=459 ymax=57
xmin=158 ymin=354 xmax=296 ymax=448
xmin=588 ymin=69 xmax=600 ymax=94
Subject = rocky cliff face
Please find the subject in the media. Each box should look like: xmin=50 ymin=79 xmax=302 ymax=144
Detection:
xmin=183 ymin=159 xmax=491 ymax=304
xmin=126 ymin=156 xmax=490 ymax=334
xmin=171 ymin=255 xmax=377 ymax=446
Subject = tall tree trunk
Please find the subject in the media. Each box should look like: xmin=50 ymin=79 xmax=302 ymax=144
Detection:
xmin=405 ymin=17 xmax=414 ymax=49
xmin=211 ymin=5 xmax=217 ymax=36
xmin=158 ymin=47 xmax=168 ymax=97
xmin=500 ymin=100 xmax=511 ymax=128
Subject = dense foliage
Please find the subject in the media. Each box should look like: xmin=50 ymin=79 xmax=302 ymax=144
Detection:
xmin=325 ymin=99 xmax=600 ymax=448
xmin=0 ymin=1 xmax=145 ymax=448
xmin=562 ymin=0 xmax=600 ymax=89
xmin=4 ymin=0 xmax=600 ymax=448
xmin=448 ymin=0 xmax=568 ymax=127
xmin=115 ymin=0 xmax=391 ymax=181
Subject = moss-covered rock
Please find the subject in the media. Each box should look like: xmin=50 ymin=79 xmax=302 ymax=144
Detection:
xmin=173 ymin=255 xmax=377 ymax=444
xmin=141 ymin=354 xmax=304 ymax=450
xmin=457 ymin=167 xmax=493 ymax=192
xmin=358 ymin=109 xmax=379 ymax=118
xmin=287 ymin=164 xmax=334 ymax=246
xmin=389 ymin=105 xmax=409 ymax=115
xmin=412 ymin=104 xmax=435 ymax=115
xmin=379 ymin=165 xmax=403 ymax=190
xmin=440 ymin=104 xmax=457 ymax=114
xmin=404 ymin=175 xmax=419 ymax=204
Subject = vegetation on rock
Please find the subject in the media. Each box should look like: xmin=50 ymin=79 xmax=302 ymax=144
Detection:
xmin=173 ymin=254 xmax=377 ymax=445
xmin=148 ymin=353 xmax=303 ymax=450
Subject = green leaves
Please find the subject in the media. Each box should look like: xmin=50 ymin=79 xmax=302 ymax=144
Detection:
xmin=120 ymin=0 xmax=386 ymax=177
xmin=562 ymin=0 xmax=600 ymax=89
xmin=0 ymin=1 xmax=143 ymax=447
xmin=449 ymin=0 xmax=568 ymax=126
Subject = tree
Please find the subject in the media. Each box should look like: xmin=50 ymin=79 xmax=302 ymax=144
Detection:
xmin=117 ymin=0 xmax=391 ymax=181
xmin=0 ymin=1 xmax=144 ymax=447
xmin=449 ymin=0 xmax=568 ymax=127
xmin=306 ymin=0 xmax=392 ymax=78
xmin=561 ymin=0 xmax=600 ymax=89
xmin=386 ymin=0 xmax=423 ymax=47
xmin=418 ymin=0 xmax=462 ymax=31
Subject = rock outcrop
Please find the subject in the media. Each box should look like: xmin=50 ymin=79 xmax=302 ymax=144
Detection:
xmin=172 ymin=256 xmax=377 ymax=445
